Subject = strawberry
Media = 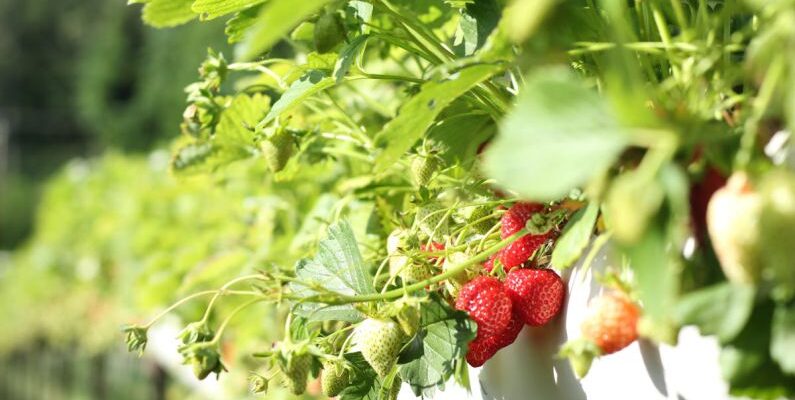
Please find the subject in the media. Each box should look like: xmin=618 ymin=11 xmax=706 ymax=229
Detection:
xmin=689 ymin=166 xmax=727 ymax=242
xmin=260 ymin=127 xmax=295 ymax=173
xmin=465 ymin=334 xmax=500 ymax=367
xmin=499 ymin=234 xmax=549 ymax=270
xmin=580 ymin=292 xmax=640 ymax=355
xmin=500 ymin=202 xmax=544 ymax=237
xmin=410 ymin=153 xmax=441 ymax=186
xmin=504 ymin=268 xmax=565 ymax=326
xmin=483 ymin=251 xmax=500 ymax=273
xmin=415 ymin=204 xmax=448 ymax=237
xmin=353 ymin=318 xmax=405 ymax=377
xmin=499 ymin=202 xmax=550 ymax=269
xmin=454 ymin=276 xmax=513 ymax=339
xmin=706 ymin=172 xmax=763 ymax=284
xmin=466 ymin=204 xmax=494 ymax=233
xmin=420 ymin=241 xmax=445 ymax=263
xmin=494 ymin=313 xmax=524 ymax=349
xmin=281 ymin=353 xmax=312 ymax=395
xmin=321 ymin=359 xmax=350 ymax=397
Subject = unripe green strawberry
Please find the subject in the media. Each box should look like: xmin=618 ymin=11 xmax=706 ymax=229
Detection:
xmin=260 ymin=128 xmax=295 ymax=173
xmin=313 ymin=12 xmax=346 ymax=53
xmin=466 ymin=204 xmax=493 ymax=233
xmin=321 ymin=360 xmax=350 ymax=397
xmin=386 ymin=229 xmax=429 ymax=282
xmin=415 ymin=204 xmax=448 ymax=238
xmin=411 ymin=153 xmax=441 ymax=186
xmin=759 ymin=169 xmax=795 ymax=299
xmin=707 ymin=172 xmax=763 ymax=284
xmin=282 ymin=353 xmax=312 ymax=395
xmin=353 ymin=318 xmax=405 ymax=377
xmin=396 ymin=304 xmax=421 ymax=337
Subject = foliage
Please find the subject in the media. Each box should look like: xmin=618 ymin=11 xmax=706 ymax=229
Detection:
xmin=6 ymin=0 xmax=795 ymax=399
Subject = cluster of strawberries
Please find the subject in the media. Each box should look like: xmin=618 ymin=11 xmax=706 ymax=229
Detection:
xmin=455 ymin=203 xmax=566 ymax=366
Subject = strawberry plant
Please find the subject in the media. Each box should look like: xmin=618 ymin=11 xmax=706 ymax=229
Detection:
xmin=40 ymin=0 xmax=795 ymax=398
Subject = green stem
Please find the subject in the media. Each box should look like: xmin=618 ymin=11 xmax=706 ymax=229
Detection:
xmin=199 ymin=274 xmax=264 ymax=325
xmin=143 ymin=289 xmax=260 ymax=329
xmin=209 ymin=298 xmax=268 ymax=346
xmin=301 ymin=228 xmax=529 ymax=304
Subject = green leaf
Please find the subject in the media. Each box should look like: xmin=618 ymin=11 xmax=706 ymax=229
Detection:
xmin=290 ymin=221 xmax=375 ymax=322
xmin=192 ymin=0 xmax=265 ymax=20
xmin=501 ymin=0 xmax=558 ymax=42
xmin=721 ymin=301 xmax=795 ymax=399
xmin=622 ymin=225 xmax=678 ymax=327
xmin=334 ymin=35 xmax=369 ymax=83
xmin=217 ymin=93 xmax=270 ymax=145
xmin=170 ymin=141 xmax=250 ymax=175
xmin=675 ymin=283 xmax=755 ymax=344
xmin=340 ymin=352 xmax=384 ymax=400
xmin=374 ymin=63 xmax=503 ymax=172
xmin=455 ymin=0 xmax=501 ymax=56
xmin=261 ymin=71 xmax=336 ymax=127
xmin=427 ymin=113 xmax=494 ymax=165
xmin=141 ymin=0 xmax=196 ymax=28
xmin=225 ymin=5 xmax=262 ymax=43
xmin=771 ymin=305 xmax=795 ymax=374
xmin=483 ymin=67 xmax=628 ymax=201
xmin=236 ymin=0 xmax=333 ymax=61
xmin=398 ymin=295 xmax=476 ymax=397
xmin=551 ymin=202 xmax=598 ymax=269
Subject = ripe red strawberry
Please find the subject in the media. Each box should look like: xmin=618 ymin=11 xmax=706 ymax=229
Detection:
xmin=498 ymin=202 xmax=550 ymax=269
xmin=580 ymin=292 xmax=640 ymax=354
xmin=455 ymin=276 xmax=512 ymax=339
xmin=499 ymin=234 xmax=549 ymax=270
xmin=420 ymin=242 xmax=445 ymax=262
xmin=505 ymin=268 xmax=565 ymax=326
xmin=494 ymin=314 xmax=524 ymax=349
xmin=500 ymin=202 xmax=544 ymax=237
xmin=483 ymin=251 xmax=501 ymax=273
xmin=465 ymin=334 xmax=500 ymax=367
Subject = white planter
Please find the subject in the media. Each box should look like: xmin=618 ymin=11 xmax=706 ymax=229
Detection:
xmin=400 ymin=243 xmax=730 ymax=400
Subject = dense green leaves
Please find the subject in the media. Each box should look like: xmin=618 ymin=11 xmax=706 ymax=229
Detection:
xmin=484 ymin=68 xmax=629 ymax=201
xmin=374 ymin=63 xmax=504 ymax=172
xmin=291 ymin=221 xmax=375 ymax=322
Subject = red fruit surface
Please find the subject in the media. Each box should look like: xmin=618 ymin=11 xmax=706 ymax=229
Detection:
xmin=505 ymin=268 xmax=565 ymax=326
xmin=494 ymin=314 xmax=524 ymax=349
xmin=483 ymin=251 xmax=501 ymax=273
xmin=499 ymin=234 xmax=550 ymax=270
xmin=580 ymin=293 xmax=640 ymax=354
xmin=466 ymin=334 xmax=500 ymax=367
xmin=455 ymin=276 xmax=512 ymax=339
xmin=420 ymin=242 xmax=445 ymax=262
xmin=500 ymin=202 xmax=544 ymax=238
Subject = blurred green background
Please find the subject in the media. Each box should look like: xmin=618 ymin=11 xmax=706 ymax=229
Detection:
xmin=0 ymin=0 xmax=234 ymax=398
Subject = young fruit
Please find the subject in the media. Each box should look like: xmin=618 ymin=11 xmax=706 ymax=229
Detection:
xmin=415 ymin=204 xmax=448 ymax=237
xmin=706 ymin=172 xmax=763 ymax=284
xmin=580 ymin=292 xmax=640 ymax=355
xmin=260 ymin=127 xmax=295 ymax=173
xmin=353 ymin=318 xmax=405 ymax=377
xmin=454 ymin=276 xmax=513 ymax=339
xmin=759 ymin=169 xmax=795 ymax=299
xmin=411 ymin=153 xmax=441 ymax=186
xmin=504 ymin=268 xmax=565 ymax=326
xmin=321 ymin=360 xmax=350 ymax=397
xmin=282 ymin=353 xmax=312 ymax=395
xmin=313 ymin=12 xmax=346 ymax=53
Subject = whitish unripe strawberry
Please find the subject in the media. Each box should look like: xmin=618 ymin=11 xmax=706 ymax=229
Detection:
xmin=282 ymin=353 xmax=312 ymax=395
xmin=707 ymin=172 xmax=763 ymax=284
xmin=411 ymin=153 xmax=441 ymax=186
xmin=260 ymin=128 xmax=295 ymax=173
xmin=415 ymin=204 xmax=448 ymax=237
xmin=354 ymin=319 xmax=405 ymax=377
xmin=321 ymin=359 xmax=350 ymax=397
